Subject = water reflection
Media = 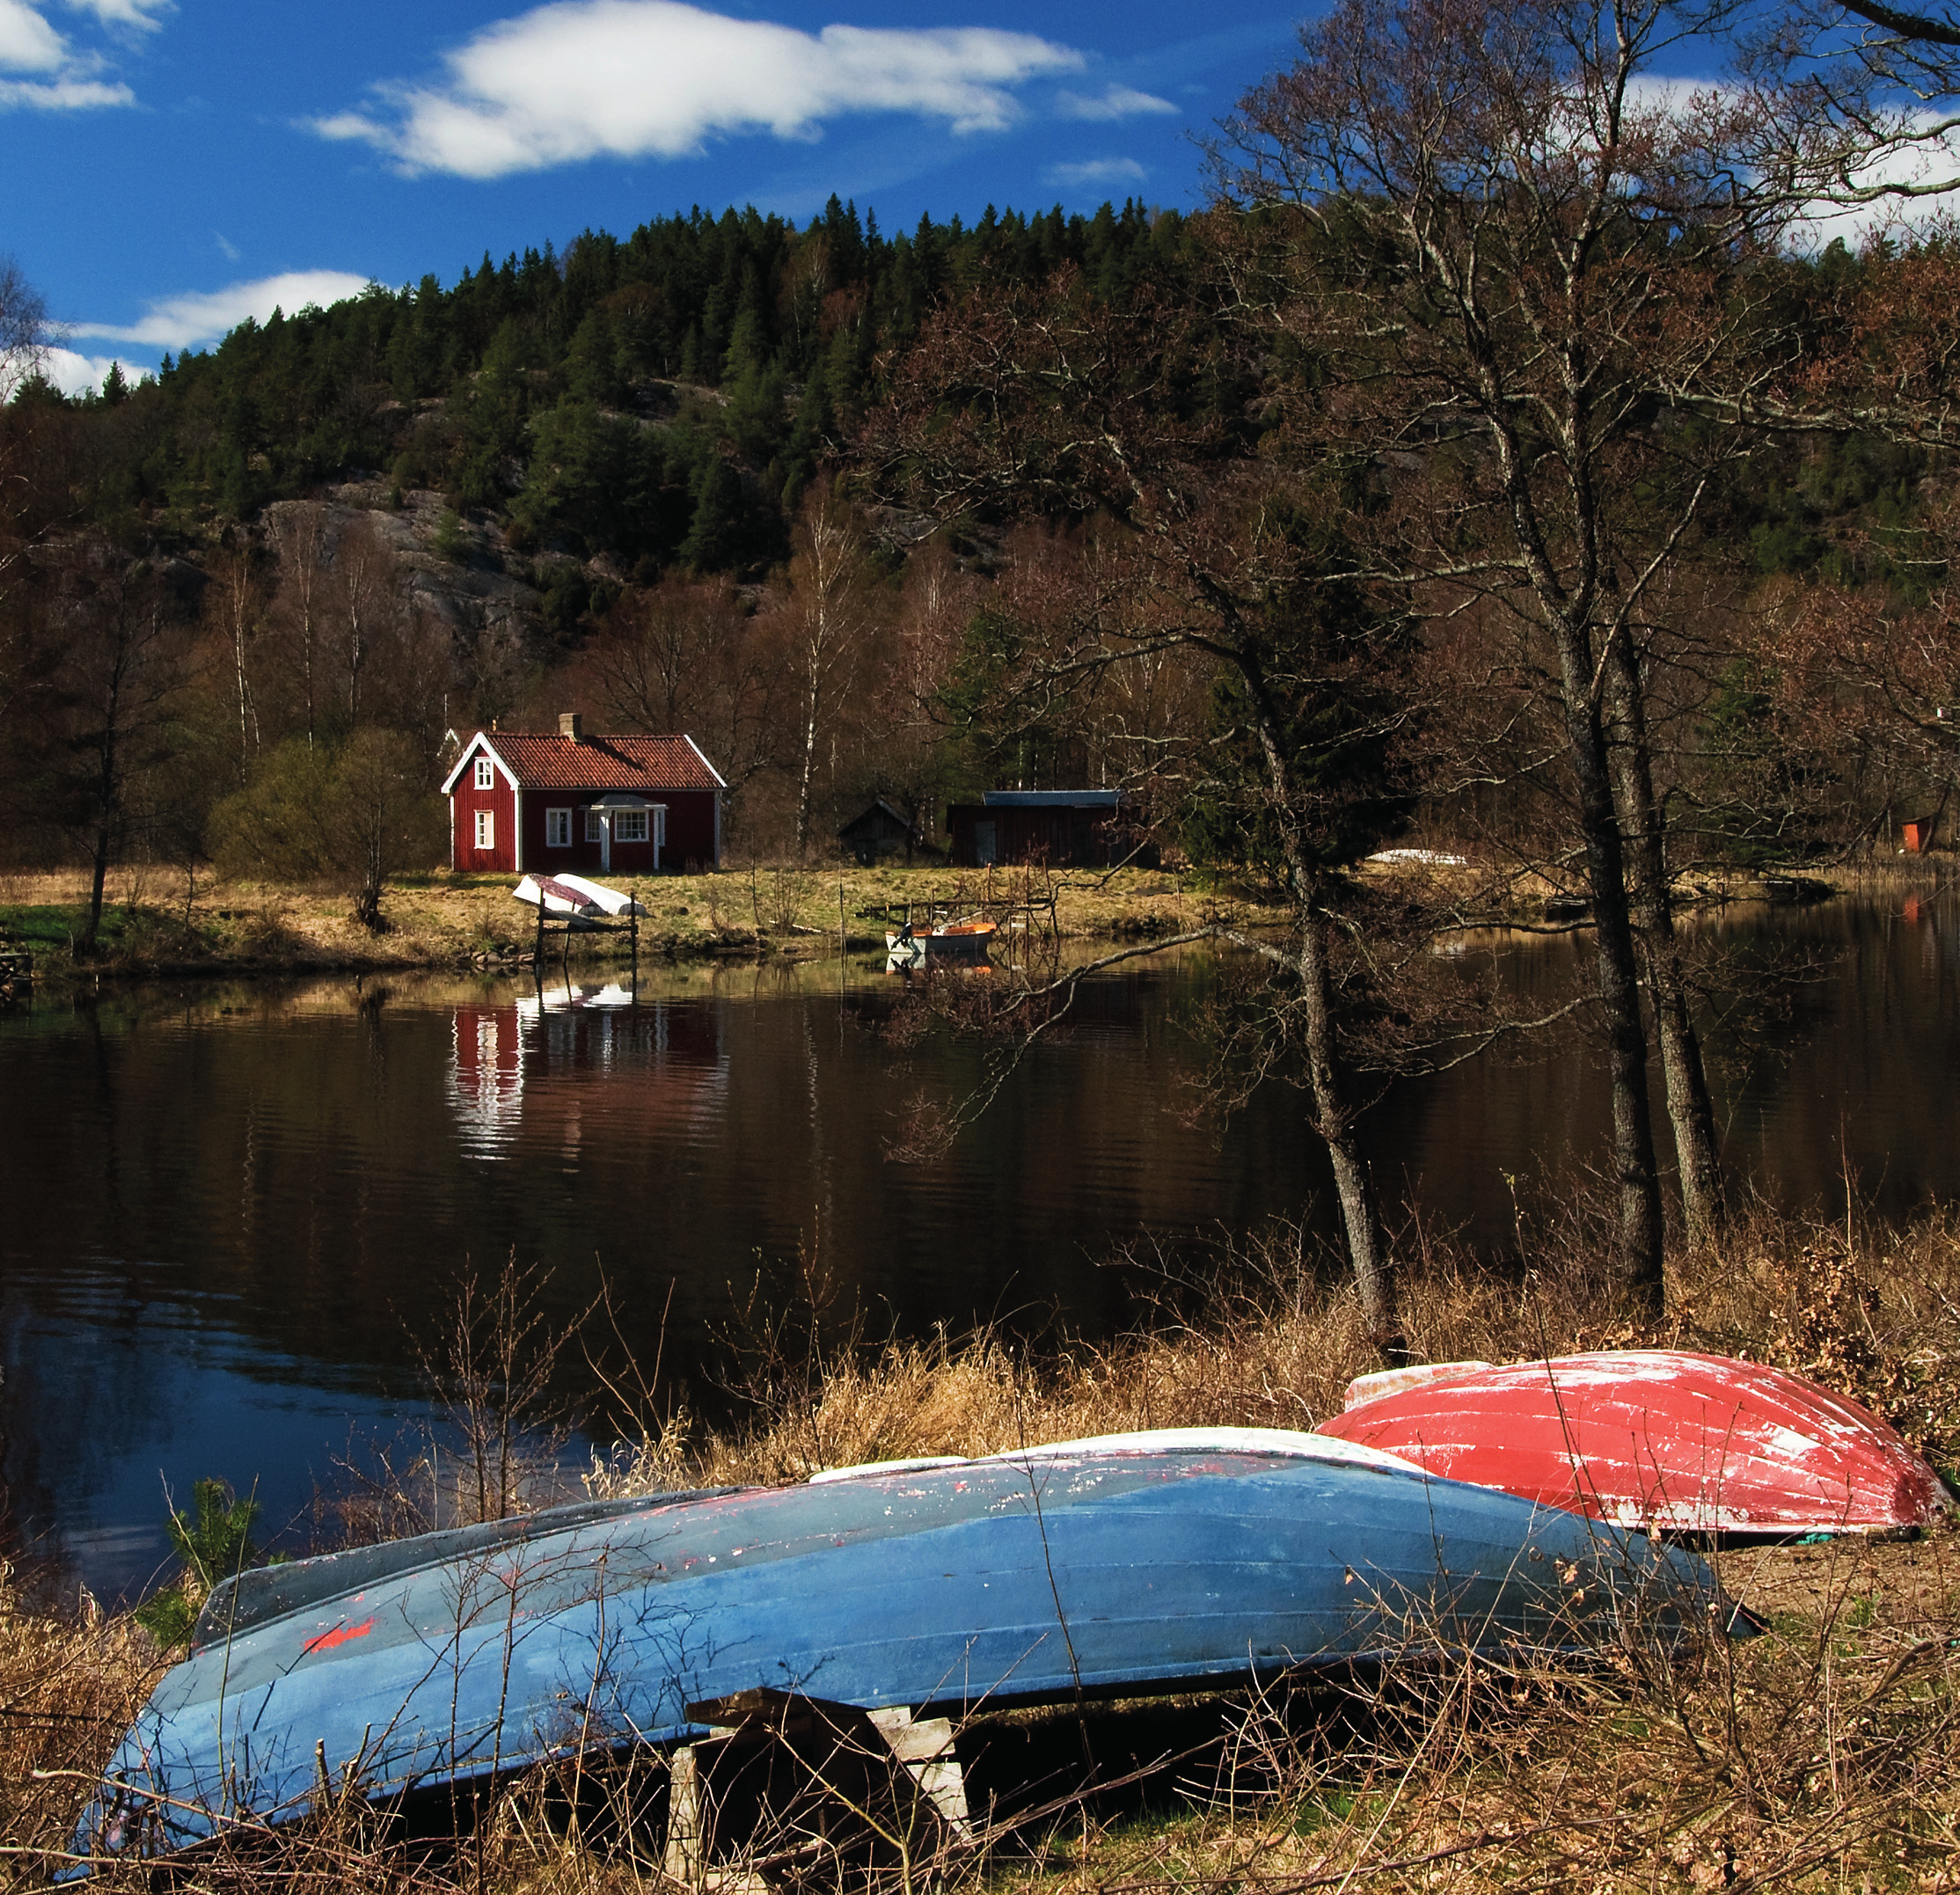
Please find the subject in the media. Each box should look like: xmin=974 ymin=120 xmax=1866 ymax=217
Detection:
xmin=3 ymin=893 xmax=1958 ymax=1599
xmin=449 ymin=987 xmax=729 ymax=1160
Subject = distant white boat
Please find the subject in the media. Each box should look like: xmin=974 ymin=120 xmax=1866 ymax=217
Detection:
xmin=1365 ymin=848 xmax=1468 ymax=867
xmin=886 ymin=918 xmax=995 ymax=968
xmin=513 ymin=873 xmax=647 ymax=920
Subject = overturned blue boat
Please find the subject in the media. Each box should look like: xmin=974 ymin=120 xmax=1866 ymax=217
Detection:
xmin=77 ymin=1429 xmax=1735 ymax=1868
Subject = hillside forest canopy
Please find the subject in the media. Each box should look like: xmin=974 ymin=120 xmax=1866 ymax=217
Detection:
xmin=10 ymin=0 xmax=1960 ymax=1321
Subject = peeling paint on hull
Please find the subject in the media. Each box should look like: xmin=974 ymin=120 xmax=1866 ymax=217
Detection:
xmin=1316 ymin=1350 xmax=1950 ymax=1535
xmin=71 ymin=1436 xmax=1730 ymax=1871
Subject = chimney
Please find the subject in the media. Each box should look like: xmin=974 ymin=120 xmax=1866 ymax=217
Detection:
xmin=559 ymin=711 xmax=583 ymax=743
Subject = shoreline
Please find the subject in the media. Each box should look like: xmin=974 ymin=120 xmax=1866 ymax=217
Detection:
xmin=2 ymin=852 xmax=1952 ymax=998
xmin=11 ymin=1200 xmax=1960 ymax=1891
xmin=0 ymin=862 xmax=1211 ymax=994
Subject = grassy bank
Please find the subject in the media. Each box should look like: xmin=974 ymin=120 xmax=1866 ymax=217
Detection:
xmin=11 ymin=1199 xmax=1960 ymax=1890
xmin=0 ymin=860 xmax=1213 ymax=991
xmin=2 ymin=847 xmax=1950 ymax=996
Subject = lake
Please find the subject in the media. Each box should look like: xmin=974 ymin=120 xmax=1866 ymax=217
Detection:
xmin=2 ymin=889 xmax=1956 ymax=1600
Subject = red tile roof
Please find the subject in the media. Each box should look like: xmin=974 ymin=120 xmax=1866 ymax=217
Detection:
xmin=464 ymin=732 xmax=723 ymax=792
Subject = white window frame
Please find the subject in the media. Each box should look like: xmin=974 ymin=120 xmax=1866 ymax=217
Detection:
xmin=474 ymin=808 xmax=494 ymax=849
xmin=585 ymin=808 xmax=603 ymax=843
xmin=474 ymin=756 xmax=494 ymax=790
xmin=545 ymin=807 xmax=571 ymax=848
xmin=614 ymin=808 xmax=649 ymax=844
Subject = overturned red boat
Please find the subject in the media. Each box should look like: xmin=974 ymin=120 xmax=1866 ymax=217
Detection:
xmin=1316 ymin=1350 xmax=1950 ymax=1536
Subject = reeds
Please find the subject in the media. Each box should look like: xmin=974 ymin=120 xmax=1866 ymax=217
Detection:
xmin=583 ymin=1195 xmax=1960 ymax=1495
xmin=18 ymin=1196 xmax=1960 ymax=1892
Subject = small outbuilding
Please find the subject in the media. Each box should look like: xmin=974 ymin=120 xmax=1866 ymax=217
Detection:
xmin=442 ymin=713 xmax=726 ymax=874
xmin=837 ymin=799 xmax=920 ymax=865
xmin=946 ymin=790 xmax=1157 ymax=870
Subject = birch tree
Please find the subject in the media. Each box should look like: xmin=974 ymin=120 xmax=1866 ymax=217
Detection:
xmin=785 ymin=480 xmax=874 ymax=857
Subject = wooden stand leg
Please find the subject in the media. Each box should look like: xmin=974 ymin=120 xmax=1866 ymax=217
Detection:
xmin=867 ymin=1706 xmax=971 ymax=1839
xmin=663 ymin=1744 xmax=705 ymax=1884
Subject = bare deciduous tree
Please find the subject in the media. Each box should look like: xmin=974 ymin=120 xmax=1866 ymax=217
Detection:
xmin=784 ymin=480 xmax=876 ymax=857
xmin=866 ymin=272 xmax=1418 ymax=1333
xmin=201 ymin=544 xmax=267 ymax=787
xmin=1210 ymin=0 xmax=1804 ymax=1294
xmin=265 ymin=501 xmax=330 ymax=743
xmin=329 ymin=511 xmax=398 ymax=730
xmin=48 ymin=551 xmax=199 ymax=951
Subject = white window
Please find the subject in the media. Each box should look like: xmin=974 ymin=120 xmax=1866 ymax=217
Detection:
xmin=474 ymin=808 xmax=494 ymax=849
xmin=545 ymin=808 xmax=571 ymax=848
xmin=585 ymin=808 xmax=603 ymax=843
xmin=474 ymin=756 xmax=494 ymax=790
xmin=615 ymin=808 xmax=649 ymax=844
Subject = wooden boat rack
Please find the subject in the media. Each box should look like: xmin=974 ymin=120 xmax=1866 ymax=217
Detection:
xmin=664 ymin=1687 xmax=970 ymax=1889
xmin=0 ymin=947 xmax=31 ymax=1008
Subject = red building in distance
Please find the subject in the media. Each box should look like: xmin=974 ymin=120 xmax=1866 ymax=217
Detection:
xmin=442 ymin=713 xmax=725 ymax=874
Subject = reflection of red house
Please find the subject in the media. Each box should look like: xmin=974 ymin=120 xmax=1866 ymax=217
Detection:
xmin=442 ymin=712 xmax=725 ymax=874
xmin=448 ymin=996 xmax=728 ymax=1153
xmin=450 ymin=1004 xmax=526 ymax=1150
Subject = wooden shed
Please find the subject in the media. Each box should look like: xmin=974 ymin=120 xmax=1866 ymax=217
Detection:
xmin=946 ymin=791 xmax=1157 ymax=870
xmin=837 ymin=799 xmax=919 ymax=865
xmin=442 ymin=713 xmax=725 ymax=874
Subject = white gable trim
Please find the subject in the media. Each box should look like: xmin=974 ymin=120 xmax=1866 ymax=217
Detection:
xmin=439 ymin=732 xmax=516 ymax=797
xmin=684 ymin=734 xmax=729 ymax=791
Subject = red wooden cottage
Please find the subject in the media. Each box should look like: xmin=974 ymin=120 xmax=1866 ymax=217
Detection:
xmin=442 ymin=713 xmax=725 ymax=874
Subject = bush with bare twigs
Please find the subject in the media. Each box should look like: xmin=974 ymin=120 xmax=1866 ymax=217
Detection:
xmin=18 ymin=1199 xmax=1960 ymax=1892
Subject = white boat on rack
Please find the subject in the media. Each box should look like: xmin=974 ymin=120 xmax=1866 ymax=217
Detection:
xmin=513 ymin=873 xmax=648 ymax=926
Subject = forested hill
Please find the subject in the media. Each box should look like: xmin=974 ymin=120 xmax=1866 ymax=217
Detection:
xmin=55 ymin=196 xmax=1196 ymax=578
xmin=4 ymin=176 xmax=1951 ymax=913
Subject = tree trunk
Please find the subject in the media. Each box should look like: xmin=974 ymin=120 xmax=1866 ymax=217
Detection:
xmin=1603 ymin=634 xmax=1725 ymax=1245
xmin=1243 ymin=656 xmax=1398 ymax=1340
xmin=794 ymin=676 xmax=819 ymax=858
xmin=1298 ymin=898 xmax=1397 ymax=1340
xmin=1554 ymin=622 xmax=1665 ymax=1312
xmin=78 ymin=626 xmax=128 ymax=958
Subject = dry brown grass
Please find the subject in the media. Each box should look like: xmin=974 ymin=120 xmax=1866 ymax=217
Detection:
xmin=0 ymin=860 xmax=1230 ymax=987
xmin=21 ymin=1199 xmax=1960 ymax=1892
xmin=0 ymin=1564 xmax=157 ymax=1886
xmin=576 ymin=1195 xmax=1960 ymax=1497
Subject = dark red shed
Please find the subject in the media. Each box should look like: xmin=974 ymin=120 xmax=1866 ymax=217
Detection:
xmin=442 ymin=713 xmax=725 ymax=874
xmin=947 ymin=790 xmax=1156 ymax=869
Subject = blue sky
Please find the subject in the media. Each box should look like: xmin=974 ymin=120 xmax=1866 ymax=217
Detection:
xmin=3 ymin=0 xmax=1312 ymax=393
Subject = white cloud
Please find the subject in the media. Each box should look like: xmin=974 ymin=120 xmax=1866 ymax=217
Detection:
xmin=41 ymin=346 xmax=148 ymax=397
xmin=0 ymin=0 xmax=65 ymax=70
xmin=0 ymin=73 xmax=125 ymax=104
xmin=63 ymin=0 xmax=170 ymax=26
xmin=1055 ymin=84 xmax=1174 ymax=122
xmin=1785 ymin=115 xmax=1960 ymax=252
xmin=313 ymin=0 xmax=1085 ymax=179
xmin=1044 ymin=157 xmax=1146 ymax=189
xmin=0 ymin=0 xmax=148 ymax=108
xmin=72 ymin=269 xmax=377 ymax=349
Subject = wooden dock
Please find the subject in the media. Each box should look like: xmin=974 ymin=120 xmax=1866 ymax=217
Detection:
xmin=0 ymin=947 xmax=31 ymax=1006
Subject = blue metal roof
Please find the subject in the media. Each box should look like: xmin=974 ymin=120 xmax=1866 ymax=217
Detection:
xmin=980 ymin=790 xmax=1124 ymax=808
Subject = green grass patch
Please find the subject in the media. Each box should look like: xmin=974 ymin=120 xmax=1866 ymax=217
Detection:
xmin=0 ymin=902 xmax=134 ymax=951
